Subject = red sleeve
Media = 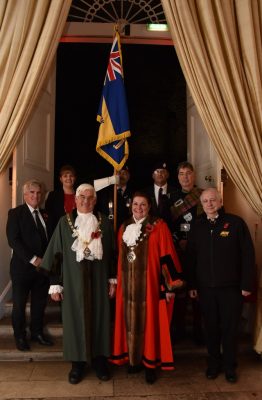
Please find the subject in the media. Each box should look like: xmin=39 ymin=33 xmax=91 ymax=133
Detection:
xmin=158 ymin=220 xmax=184 ymax=290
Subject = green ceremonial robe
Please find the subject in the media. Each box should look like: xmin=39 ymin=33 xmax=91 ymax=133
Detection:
xmin=41 ymin=210 xmax=115 ymax=363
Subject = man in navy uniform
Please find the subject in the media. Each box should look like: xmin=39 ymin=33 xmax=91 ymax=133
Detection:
xmin=143 ymin=161 xmax=176 ymax=233
xmin=97 ymin=165 xmax=133 ymax=231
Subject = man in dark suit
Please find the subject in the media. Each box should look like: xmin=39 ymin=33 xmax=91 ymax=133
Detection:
xmin=143 ymin=161 xmax=176 ymax=233
xmin=6 ymin=179 xmax=53 ymax=351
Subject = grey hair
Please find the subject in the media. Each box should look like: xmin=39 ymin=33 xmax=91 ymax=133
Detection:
xmin=23 ymin=179 xmax=43 ymax=194
xmin=75 ymin=183 xmax=96 ymax=198
xmin=200 ymin=187 xmax=222 ymax=202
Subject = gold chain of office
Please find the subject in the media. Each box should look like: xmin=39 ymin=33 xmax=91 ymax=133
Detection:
xmin=66 ymin=212 xmax=102 ymax=258
xmin=125 ymin=219 xmax=159 ymax=263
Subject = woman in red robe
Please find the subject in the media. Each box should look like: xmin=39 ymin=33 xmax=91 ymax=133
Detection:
xmin=111 ymin=192 xmax=184 ymax=384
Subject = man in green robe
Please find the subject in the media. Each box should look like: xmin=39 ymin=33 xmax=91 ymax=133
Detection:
xmin=41 ymin=183 xmax=116 ymax=384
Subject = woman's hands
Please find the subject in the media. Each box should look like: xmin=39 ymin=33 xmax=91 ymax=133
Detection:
xmin=166 ymin=292 xmax=176 ymax=302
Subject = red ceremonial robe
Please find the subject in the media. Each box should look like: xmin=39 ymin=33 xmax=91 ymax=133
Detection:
xmin=111 ymin=217 xmax=183 ymax=370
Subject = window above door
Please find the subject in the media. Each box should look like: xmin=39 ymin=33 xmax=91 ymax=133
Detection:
xmin=67 ymin=0 xmax=166 ymax=24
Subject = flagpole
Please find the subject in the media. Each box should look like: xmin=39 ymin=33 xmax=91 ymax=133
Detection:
xmin=113 ymin=168 xmax=118 ymax=234
xmin=113 ymin=24 xmax=118 ymax=235
xmin=96 ymin=25 xmax=131 ymax=235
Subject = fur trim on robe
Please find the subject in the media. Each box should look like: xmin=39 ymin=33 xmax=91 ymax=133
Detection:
xmin=111 ymin=216 xmax=183 ymax=369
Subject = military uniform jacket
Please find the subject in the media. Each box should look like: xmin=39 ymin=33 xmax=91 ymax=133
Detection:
xmin=144 ymin=184 xmax=176 ymax=232
xmin=172 ymin=186 xmax=203 ymax=242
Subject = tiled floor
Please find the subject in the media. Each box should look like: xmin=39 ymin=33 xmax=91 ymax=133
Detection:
xmin=0 ymin=350 xmax=261 ymax=399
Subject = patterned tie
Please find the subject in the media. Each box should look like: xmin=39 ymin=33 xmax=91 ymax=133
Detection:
xmin=33 ymin=210 xmax=48 ymax=249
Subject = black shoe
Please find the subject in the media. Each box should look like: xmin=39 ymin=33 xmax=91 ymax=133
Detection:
xmin=68 ymin=366 xmax=84 ymax=384
xmin=127 ymin=364 xmax=143 ymax=374
xmin=94 ymin=356 xmax=110 ymax=381
xmin=31 ymin=334 xmax=53 ymax=346
xmin=145 ymin=368 xmax=157 ymax=384
xmin=206 ymin=367 xmax=220 ymax=379
xmin=15 ymin=337 xmax=30 ymax=351
xmin=225 ymin=370 xmax=237 ymax=383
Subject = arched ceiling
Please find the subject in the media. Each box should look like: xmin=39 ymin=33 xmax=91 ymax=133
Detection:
xmin=67 ymin=0 xmax=166 ymax=24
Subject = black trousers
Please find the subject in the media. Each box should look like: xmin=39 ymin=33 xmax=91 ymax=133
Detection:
xmin=11 ymin=271 xmax=50 ymax=339
xmin=199 ymin=286 xmax=243 ymax=371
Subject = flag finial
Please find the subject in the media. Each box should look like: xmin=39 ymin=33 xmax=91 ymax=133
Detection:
xmin=114 ymin=20 xmax=128 ymax=35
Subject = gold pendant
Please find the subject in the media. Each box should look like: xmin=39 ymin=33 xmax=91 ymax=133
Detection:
xmin=84 ymin=247 xmax=91 ymax=258
xmin=127 ymin=250 xmax=136 ymax=262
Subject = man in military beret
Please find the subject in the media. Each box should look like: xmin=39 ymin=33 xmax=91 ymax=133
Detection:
xmin=143 ymin=161 xmax=176 ymax=233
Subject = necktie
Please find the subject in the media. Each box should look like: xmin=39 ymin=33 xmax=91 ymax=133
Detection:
xmin=33 ymin=210 xmax=48 ymax=249
xmin=118 ymin=187 xmax=123 ymax=196
xmin=158 ymin=187 xmax=163 ymax=214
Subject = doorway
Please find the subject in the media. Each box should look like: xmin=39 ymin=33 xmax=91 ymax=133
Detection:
xmin=54 ymin=42 xmax=187 ymax=190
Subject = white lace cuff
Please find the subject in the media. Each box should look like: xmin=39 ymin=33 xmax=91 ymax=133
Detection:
xmin=93 ymin=175 xmax=119 ymax=191
xmin=108 ymin=278 xmax=117 ymax=285
xmin=49 ymin=285 xmax=63 ymax=294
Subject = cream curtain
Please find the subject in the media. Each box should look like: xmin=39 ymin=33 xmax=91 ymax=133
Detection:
xmin=254 ymin=264 xmax=262 ymax=353
xmin=0 ymin=0 xmax=71 ymax=173
xmin=162 ymin=0 xmax=262 ymax=216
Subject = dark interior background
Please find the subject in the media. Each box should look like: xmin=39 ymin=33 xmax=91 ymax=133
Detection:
xmin=54 ymin=42 xmax=187 ymax=190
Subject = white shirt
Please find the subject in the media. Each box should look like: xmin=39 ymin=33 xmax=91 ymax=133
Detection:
xmin=26 ymin=203 xmax=47 ymax=264
xmin=154 ymin=183 xmax=167 ymax=205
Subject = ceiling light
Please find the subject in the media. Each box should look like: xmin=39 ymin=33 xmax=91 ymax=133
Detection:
xmin=146 ymin=24 xmax=169 ymax=32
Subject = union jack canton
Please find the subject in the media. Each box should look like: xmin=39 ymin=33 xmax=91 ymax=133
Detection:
xmin=96 ymin=31 xmax=131 ymax=171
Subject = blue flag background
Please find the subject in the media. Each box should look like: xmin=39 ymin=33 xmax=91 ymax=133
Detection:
xmin=96 ymin=31 xmax=131 ymax=171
